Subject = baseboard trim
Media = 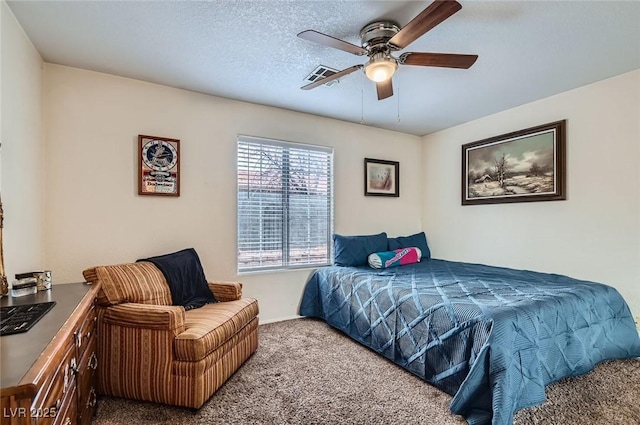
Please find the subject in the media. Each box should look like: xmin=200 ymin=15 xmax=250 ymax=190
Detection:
xmin=259 ymin=315 xmax=303 ymax=325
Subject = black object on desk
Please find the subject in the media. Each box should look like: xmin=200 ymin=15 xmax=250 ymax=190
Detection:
xmin=0 ymin=301 xmax=56 ymax=336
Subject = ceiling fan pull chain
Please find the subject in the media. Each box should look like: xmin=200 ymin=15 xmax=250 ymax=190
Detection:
xmin=397 ymin=83 xmax=401 ymax=123
xmin=360 ymin=74 xmax=365 ymax=124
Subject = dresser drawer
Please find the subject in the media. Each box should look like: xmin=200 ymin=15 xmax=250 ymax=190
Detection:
xmin=31 ymin=339 xmax=76 ymax=425
xmin=76 ymin=336 xmax=97 ymax=425
xmin=51 ymin=384 xmax=77 ymax=425
xmin=74 ymin=306 xmax=96 ymax=357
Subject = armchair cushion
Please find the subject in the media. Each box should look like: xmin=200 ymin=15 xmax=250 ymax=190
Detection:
xmin=84 ymin=262 xmax=172 ymax=306
xmin=174 ymin=298 xmax=259 ymax=362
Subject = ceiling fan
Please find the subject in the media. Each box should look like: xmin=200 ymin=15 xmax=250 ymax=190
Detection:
xmin=298 ymin=0 xmax=477 ymax=100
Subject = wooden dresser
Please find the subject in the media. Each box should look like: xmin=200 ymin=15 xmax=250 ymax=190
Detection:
xmin=1 ymin=282 xmax=101 ymax=425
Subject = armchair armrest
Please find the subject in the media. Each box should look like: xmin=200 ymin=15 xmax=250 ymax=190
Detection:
xmin=208 ymin=281 xmax=243 ymax=302
xmin=102 ymin=303 xmax=185 ymax=333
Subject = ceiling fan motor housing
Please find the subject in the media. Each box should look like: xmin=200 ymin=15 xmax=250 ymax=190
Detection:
xmin=360 ymin=21 xmax=400 ymax=82
xmin=360 ymin=21 xmax=400 ymax=53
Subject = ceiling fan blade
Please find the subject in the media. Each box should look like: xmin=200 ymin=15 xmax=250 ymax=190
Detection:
xmin=400 ymin=52 xmax=478 ymax=69
xmin=389 ymin=0 xmax=462 ymax=50
xmin=297 ymin=30 xmax=367 ymax=56
xmin=376 ymin=78 xmax=393 ymax=100
xmin=301 ymin=65 xmax=363 ymax=90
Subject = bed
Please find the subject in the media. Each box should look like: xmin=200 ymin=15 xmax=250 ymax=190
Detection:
xmin=299 ymin=258 xmax=640 ymax=425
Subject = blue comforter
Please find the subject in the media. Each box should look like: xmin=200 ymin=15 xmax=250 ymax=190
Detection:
xmin=299 ymin=259 xmax=640 ymax=425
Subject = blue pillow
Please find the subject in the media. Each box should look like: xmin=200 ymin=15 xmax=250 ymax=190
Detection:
xmin=333 ymin=232 xmax=388 ymax=267
xmin=387 ymin=232 xmax=431 ymax=259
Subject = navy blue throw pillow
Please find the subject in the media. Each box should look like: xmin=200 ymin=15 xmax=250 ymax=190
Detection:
xmin=387 ymin=232 xmax=431 ymax=259
xmin=333 ymin=232 xmax=388 ymax=267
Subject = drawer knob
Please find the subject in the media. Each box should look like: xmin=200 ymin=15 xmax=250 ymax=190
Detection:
xmin=51 ymin=398 xmax=61 ymax=410
xmin=63 ymin=364 xmax=70 ymax=391
xmin=87 ymin=387 xmax=97 ymax=408
xmin=89 ymin=352 xmax=98 ymax=370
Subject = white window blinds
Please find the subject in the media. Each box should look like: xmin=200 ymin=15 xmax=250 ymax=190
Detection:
xmin=237 ymin=136 xmax=333 ymax=272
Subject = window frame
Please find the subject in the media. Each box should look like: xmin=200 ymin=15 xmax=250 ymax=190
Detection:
xmin=236 ymin=135 xmax=334 ymax=273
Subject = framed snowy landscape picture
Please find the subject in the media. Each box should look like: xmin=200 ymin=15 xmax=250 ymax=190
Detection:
xmin=462 ymin=120 xmax=566 ymax=205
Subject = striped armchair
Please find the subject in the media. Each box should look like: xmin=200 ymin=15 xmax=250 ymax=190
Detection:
xmin=82 ymin=262 xmax=259 ymax=408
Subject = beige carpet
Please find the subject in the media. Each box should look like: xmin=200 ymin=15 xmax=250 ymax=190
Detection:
xmin=93 ymin=318 xmax=640 ymax=425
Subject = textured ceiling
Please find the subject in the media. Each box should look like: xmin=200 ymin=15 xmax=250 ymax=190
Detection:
xmin=7 ymin=0 xmax=640 ymax=136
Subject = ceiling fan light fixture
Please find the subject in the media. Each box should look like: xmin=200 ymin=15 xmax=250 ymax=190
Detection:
xmin=364 ymin=55 xmax=398 ymax=82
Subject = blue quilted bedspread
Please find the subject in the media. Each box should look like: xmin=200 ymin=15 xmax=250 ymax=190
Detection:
xmin=299 ymin=259 xmax=640 ymax=425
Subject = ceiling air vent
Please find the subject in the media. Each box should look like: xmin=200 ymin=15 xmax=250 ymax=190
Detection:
xmin=304 ymin=65 xmax=341 ymax=87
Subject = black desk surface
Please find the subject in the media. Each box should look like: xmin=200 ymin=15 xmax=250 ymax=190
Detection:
xmin=0 ymin=283 xmax=93 ymax=388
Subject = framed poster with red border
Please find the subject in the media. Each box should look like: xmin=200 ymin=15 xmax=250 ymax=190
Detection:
xmin=138 ymin=135 xmax=180 ymax=196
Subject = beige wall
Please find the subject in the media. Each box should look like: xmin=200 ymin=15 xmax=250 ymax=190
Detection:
xmin=421 ymin=70 xmax=640 ymax=321
xmin=0 ymin=1 xmax=45 ymax=282
xmin=43 ymin=64 xmax=423 ymax=321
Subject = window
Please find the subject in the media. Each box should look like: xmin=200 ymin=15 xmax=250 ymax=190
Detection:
xmin=237 ymin=136 xmax=333 ymax=272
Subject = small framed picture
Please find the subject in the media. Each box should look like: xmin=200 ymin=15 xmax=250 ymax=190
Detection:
xmin=138 ymin=135 xmax=180 ymax=196
xmin=364 ymin=158 xmax=399 ymax=197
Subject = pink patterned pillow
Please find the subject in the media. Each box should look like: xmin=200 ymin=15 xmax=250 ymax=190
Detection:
xmin=367 ymin=247 xmax=422 ymax=269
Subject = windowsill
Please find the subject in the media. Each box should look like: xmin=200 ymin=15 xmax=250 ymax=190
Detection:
xmin=237 ymin=263 xmax=331 ymax=276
